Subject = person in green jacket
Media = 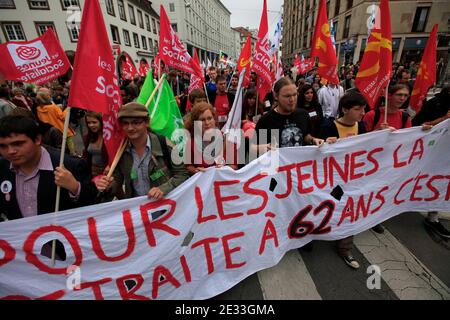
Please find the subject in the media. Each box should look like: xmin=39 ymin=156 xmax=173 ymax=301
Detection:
xmin=95 ymin=102 xmax=189 ymax=200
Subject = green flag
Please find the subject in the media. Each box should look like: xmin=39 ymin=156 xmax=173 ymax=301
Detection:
xmin=137 ymin=70 xmax=185 ymax=145
xmin=137 ymin=69 xmax=156 ymax=107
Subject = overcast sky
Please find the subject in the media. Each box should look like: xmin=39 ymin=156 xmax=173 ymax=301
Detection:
xmin=221 ymin=0 xmax=284 ymax=34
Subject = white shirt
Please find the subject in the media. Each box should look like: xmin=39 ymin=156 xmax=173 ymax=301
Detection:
xmin=318 ymin=85 xmax=344 ymax=118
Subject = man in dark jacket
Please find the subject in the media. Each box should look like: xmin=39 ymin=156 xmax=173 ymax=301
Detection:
xmin=95 ymin=102 xmax=189 ymax=200
xmin=0 ymin=115 xmax=97 ymax=221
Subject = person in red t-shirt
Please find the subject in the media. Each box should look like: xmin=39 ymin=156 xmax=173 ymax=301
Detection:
xmin=209 ymin=75 xmax=235 ymax=129
xmin=184 ymin=102 xmax=238 ymax=174
xmin=363 ymin=84 xmax=412 ymax=132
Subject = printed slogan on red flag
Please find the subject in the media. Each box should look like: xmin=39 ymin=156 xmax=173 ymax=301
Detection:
xmin=68 ymin=0 xmax=124 ymax=166
xmin=252 ymin=0 xmax=273 ymax=101
xmin=0 ymin=29 xmax=70 ymax=85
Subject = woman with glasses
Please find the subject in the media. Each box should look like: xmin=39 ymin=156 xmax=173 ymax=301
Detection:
xmin=363 ymin=84 xmax=412 ymax=132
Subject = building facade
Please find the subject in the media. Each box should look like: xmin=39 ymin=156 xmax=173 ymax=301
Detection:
xmin=282 ymin=0 xmax=450 ymax=79
xmin=151 ymin=0 xmax=233 ymax=64
xmin=0 ymin=0 xmax=160 ymax=78
xmin=232 ymin=26 xmax=258 ymax=52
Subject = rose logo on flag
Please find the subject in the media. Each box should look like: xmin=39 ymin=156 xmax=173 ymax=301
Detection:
xmin=7 ymin=40 xmax=50 ymax=67
xmin=16 ymin=46 xmax=41 ymax=60
xmin=239 ymin=58 xmax=250 ymax=68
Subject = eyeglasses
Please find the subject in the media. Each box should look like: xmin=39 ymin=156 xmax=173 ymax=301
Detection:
xmin=120 ymin=119 xmax=145 ymax=127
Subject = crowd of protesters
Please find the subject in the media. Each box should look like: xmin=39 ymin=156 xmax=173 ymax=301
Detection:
xmin=0 ymin=59 xmax=449 ymax=267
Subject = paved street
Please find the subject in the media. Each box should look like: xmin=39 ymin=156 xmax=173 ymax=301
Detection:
xmin=213 ymin=212 xmax=450 ymax=300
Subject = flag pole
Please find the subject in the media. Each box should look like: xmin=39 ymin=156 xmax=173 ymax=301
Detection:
xmin=145 ymin=73 xmax=166 ymax=108
xmin=105 ymin=138 xmax=128 ymax=179
xmin=384 ymin=82 xmax=389 ymax=126
xmin=158 ymin=59 xmax=161 ymax=80
xmin=151 ymin=77 xmax=165 ymax=119
xmin=51 ymin=66 xmax=73 ymax=266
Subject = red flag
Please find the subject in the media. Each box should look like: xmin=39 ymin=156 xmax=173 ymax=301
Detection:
xmin=252 ymin=0 xmax=272 ymax=100
xmin=355 ymin=0 xmax=392 ymax=108
xmin=237 ymin=37 xmax=252 ymax=87
xmin=159 ymin=5 xmax=202 ymax=76
xmin=270 ymin=53 xmax=278 ymax=83
xmin=186 ymin=48 xmax=205 ymax=112
xmin=0 ymin=29 xmax=70 ymax=85
xmin=296 ymin=57 xmax=315 ymax=74
xmin=68 ymin=0 xmax=124 ymax=166
xmin=310 ymin=0 xmax=339 ymax=84
xmin=153 ymin=54 xmax=166 ymax=76
xmin=276 ymin=57 xmax=285 ymax=81
xmin=188 ymin=48 xmax=204 ymax=92
xmin=122 ymin=53 xmax=138 ymax=80
xmin=139 ymin=60 xmax=150 ymax=77
xmin=409 ymin=24 xmax=438 ymax=117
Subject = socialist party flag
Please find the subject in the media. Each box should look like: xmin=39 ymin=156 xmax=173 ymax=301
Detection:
xmin=186 ymin=48 xmax=205 ymax=112
xmin=68 ymin=0 xmax=124 ymax=166
xmin=310 ymin=0 xmax=339 ymax=84
xmin=276 ymin=58 xmax=285 ymax=81
xmin=137 ymin=70 xmax=184 ymax=144
xmin=355 ymin=0 xmax=392 ymax=108
xmin=139 ymin=60 xmax=150 ymax=77
xmin=159 ymin=5 xmax=202 ymax=77
xmin=252 ymin=0 xmax=272 ymax=101
xmin=0 ymin=29 xmax=70 ymax=85
xmin=237 ymin=37 xmax=252 ymax=88
xmin=122 ymin=52 xmax=138 ymax=80
xmin=408 ymin=24 xmax=438 ymax=118
xmin=294 ymin=55 xmax=315 ymax=75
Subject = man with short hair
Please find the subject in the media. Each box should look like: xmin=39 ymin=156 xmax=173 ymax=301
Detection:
xmin=205 ymin=67 xmax=218 ymax=102
xmin=0 ymin=115 xmax=97 ymax=221
xmin=95 ymin=102 xmax=189 ymax=200
xmin=209 ymin=75 xmax=235 ymax=128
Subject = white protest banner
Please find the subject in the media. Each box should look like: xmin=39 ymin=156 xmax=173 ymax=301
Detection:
xmin=0 ymin=121 xmax=449 ymax=300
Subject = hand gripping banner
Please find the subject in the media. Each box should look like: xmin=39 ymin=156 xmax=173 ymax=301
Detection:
xmin=0 ymin=121 xmax=449 ymax=299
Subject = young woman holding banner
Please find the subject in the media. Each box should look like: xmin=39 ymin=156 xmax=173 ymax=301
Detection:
xmin=184 ymin=102 xmax=238 ymax=174
xmin=319 ymin=90 xmax=368 ymax=269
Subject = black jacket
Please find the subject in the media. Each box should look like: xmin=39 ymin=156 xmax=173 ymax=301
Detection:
xmin=0 ymin=147 xmax=97 ymax=221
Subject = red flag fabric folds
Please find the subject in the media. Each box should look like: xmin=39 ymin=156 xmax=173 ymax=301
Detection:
xmin=409 ymin=24 xmax=438 ymax=117
xmin=252 ymin=0 xmax=272 ymax=101
xmin=159 ymin=5 xmax=202 ymax=77
xmin=68 ymin=0 xmax=124 ymax=166
xmin=139 ymin=60 xmax=150 ymax=77
xmin=122 ymin=53 xmax=138 ymax=80
xmin=310 ymin=0 xmax=339 ymax=84
xmin=237 ymin=37 xmax=252 ymax=88
xmin=355 ymin=0 xmax=392 ymax=108
xmin=0 ymin=29 xmax=70 ymax=85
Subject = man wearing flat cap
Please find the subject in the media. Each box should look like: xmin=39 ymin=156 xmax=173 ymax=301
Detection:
xmin=95 ymin=102 xmax=189 ymax=200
